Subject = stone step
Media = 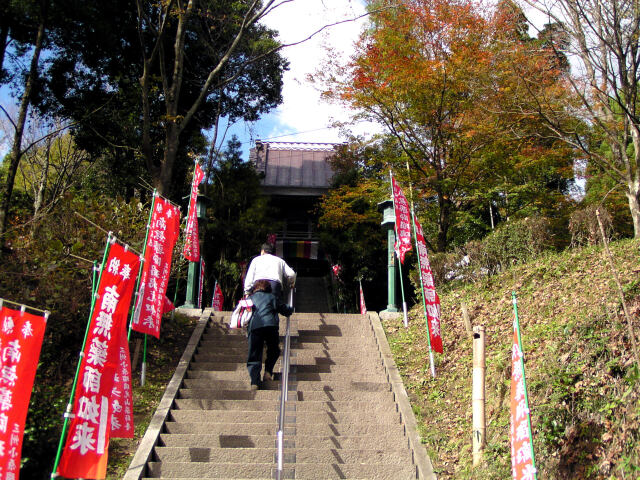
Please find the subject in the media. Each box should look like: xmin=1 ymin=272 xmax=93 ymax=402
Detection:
xmin=182 ymin=377 xmax=390 ymax=392
xmin=192 ymin=352 xmax=383 ymax=364
xmin=194 ymin=347 xmax=382 ymax=362
xmin=173 ymin=398 xmax=395 ymax=412
xmin=164 ymin=421 xmax=405 ymax=437
xmin=168 ymin=409 xmax=400 ymax=425
xmin=159 ymin=433 xmax=409 ymax=450
xmin=179 ymin=379 xmax=280 ymax=391
xmin=187 ymin=361 xmax=384 ymax=375
xmin=184 ymin=370 xmax=386 ymax=383
xmin=169 ymin=409 xmax=278 ymax=424
xmin=164 ymin=422 xmax=276 ymax=436
xmin=177 ymin=388 xmax=395 ymax=403
xmin=153 ymin=446 xmax=412 ymax=465
xmin=145 ymin=461 xmax=282 ymax=478
xmin=145 ymin=461 xmax=416 ymax=479
xmin=177 ymin=389 xmax=281 ymax=401
xmin=159 ymin=433 xmax=277 ymax=449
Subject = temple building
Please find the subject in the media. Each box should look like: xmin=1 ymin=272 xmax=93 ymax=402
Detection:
xmin=249 ymin=140 xmax=338 ymax=278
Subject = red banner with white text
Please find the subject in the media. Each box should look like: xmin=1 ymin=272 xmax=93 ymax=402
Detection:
xmin=414 ymin=217 xmax=443 ymax=353
xmin=131 ymin=196 xmax=181 ymax=338
xmin=212 ymin=283 xmax=223 ymax=311
xmin=510 ymin=324 xmax=537 ymax=480
xmin=359 ymin=283 xmax=367 ymax=315
xmin=109 ymin=333 xmax=134 ymax=438
xmin=57 ymin=242 xmax=140 ymax=479
xmin=392 ymin=177 xmax=412 ymax=264
xmin=0 ymin=306 xmax=47 ymax=480
xmin=182 ymin=164 xmax=204 ymax=262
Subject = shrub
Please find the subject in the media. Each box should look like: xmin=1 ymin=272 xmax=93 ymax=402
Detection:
xmin=568 ymin=206 xmax=613 ymax=247
xmin=468 ymin=216 xmax=553 ymax=274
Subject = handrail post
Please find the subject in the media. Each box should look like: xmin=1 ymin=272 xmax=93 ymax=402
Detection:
xmin=276 ymin=288 xmax=294 ymax=480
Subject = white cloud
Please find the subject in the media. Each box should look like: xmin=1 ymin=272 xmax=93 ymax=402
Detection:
xmin=258 ymin=0 xmax=370 ymax=144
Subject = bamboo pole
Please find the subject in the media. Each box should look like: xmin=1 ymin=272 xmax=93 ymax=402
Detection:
xmin=472 ymin=325 xmax=486 ymax=466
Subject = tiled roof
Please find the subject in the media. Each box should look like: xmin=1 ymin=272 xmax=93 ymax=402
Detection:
xmin=250 ymin=141 xmax=337 ymax=193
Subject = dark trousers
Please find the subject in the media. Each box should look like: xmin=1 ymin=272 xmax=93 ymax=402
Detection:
xmin=246 ymin=326 xmax=280 ymax=385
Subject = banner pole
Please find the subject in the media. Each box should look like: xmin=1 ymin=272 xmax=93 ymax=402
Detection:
xmin=128 ymin=190 xmax=157 ymax=341
xmin=409 ymin=204 xmax=436 ymax=377
xmin=403 ymin=162 xmax=435 ymax=376
xmin=141 ymin=334 xmax=148 ymax=387
xmin=512 ymin=292 xmax=538 ymax=477
xmin=172 ymin=273 xmax=180 ymax=320
xmin=91 ymin=260 xmax=99 ymax=297
xmin=389 ymin=170 xmax=409 ymax=327
xmin=51 ymin=233 xmax=113 ymax=478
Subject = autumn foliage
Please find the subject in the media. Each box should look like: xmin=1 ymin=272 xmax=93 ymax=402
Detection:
xmin=317 ymin=0 xmax=576 ymax=252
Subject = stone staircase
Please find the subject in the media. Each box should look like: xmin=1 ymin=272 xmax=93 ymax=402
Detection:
xmin=125 ymin=310 xmax=435 ymax=479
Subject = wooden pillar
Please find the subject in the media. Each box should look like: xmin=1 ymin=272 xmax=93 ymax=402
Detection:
xmin=472 ymin=325 xmax=486 ymax=466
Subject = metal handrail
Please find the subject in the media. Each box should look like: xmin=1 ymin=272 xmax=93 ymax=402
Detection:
xmin=276 ymin=288 xmax=294 ymax=480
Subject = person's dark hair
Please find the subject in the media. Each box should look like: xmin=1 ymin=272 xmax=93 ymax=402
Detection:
xmin=252 ymin=279 xmax=272 ymax=293
xmin=261 ymin=243 xmax=274 ymax=254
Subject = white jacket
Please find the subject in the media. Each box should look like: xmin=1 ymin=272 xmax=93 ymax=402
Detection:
xmin=244 ymin=253 xmax=296 ymax=293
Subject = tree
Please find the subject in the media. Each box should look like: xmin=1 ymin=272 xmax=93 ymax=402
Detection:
xmin=0 ymin=0 xmax=48 ymax=243
xmin=521 ymin=0 xmax=640 ymax=237
xmin=317 ymin=0 xmax=574 ymax=251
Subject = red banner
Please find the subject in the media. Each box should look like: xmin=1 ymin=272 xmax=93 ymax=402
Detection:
xmin=359 ymin=283 xmax=367 ymax=315
xmin=198 ymin=257 xmax=206 ymax=309
xmin=162 ymin=295 xmax=175 ymax=314
xmin=109 ymin=333 xmax=134 ymax=438
xmin=182 ymin=163 xmax=204 ymax=262
xmin=0 ymin=306 xmax=47 ymax=480
xmin=331 ymin=264 xmax=341 ymax=278
xmin=510 ymin=323 xmax=537 ymax=480
xmin=414 ymin=217 xmax=443 ymax=353
xmin=212 ymin=283 xmax=224 ymax=311
xmin=131 ymin=196 xmax=181 ymax=338
xmin=392 ymin=177 xmax=412 ymax=264
xmin=57 ymin=242 xmax=140 ymax=479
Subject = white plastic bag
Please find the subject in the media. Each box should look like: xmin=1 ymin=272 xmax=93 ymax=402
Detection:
xmin=229 ymin=297 xmax=253 ymax=329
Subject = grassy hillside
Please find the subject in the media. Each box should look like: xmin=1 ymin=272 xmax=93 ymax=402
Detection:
xmin=384 ymin=238 xmax=640 ymax=479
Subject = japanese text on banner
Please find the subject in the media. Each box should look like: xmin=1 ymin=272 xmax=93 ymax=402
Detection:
xmin=510 ymin=325 xmax=537 ymax=480
xmin=182 ymin=164 xmax=204 ymax=262
xmin=414 ymin=217 xmax=443 ymax=353
xmin=57 ymin=243 xmax=140 ymax=479
xmin=132 ymin=197 xmax=181 ymax=338
xmin=0 ymin=307 xmax=47 ymax=480
xmin=392 ymin=177 xmax=412 ymax=264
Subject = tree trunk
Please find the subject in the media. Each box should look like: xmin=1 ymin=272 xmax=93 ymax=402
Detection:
xmin=0 ymin=12 xmax=45 ymax=245
xmin=626 ymin=179 xmax=640 ymax=238
xmin=436 ymin=193 xmax=452 ymax=252
xmin=0 ymin=23 xmax=8 ymax=74
xmin=158 ymin=123 xmax=180 ymax=195
xmin=30 ymin=136 xmax=51 ymax=237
